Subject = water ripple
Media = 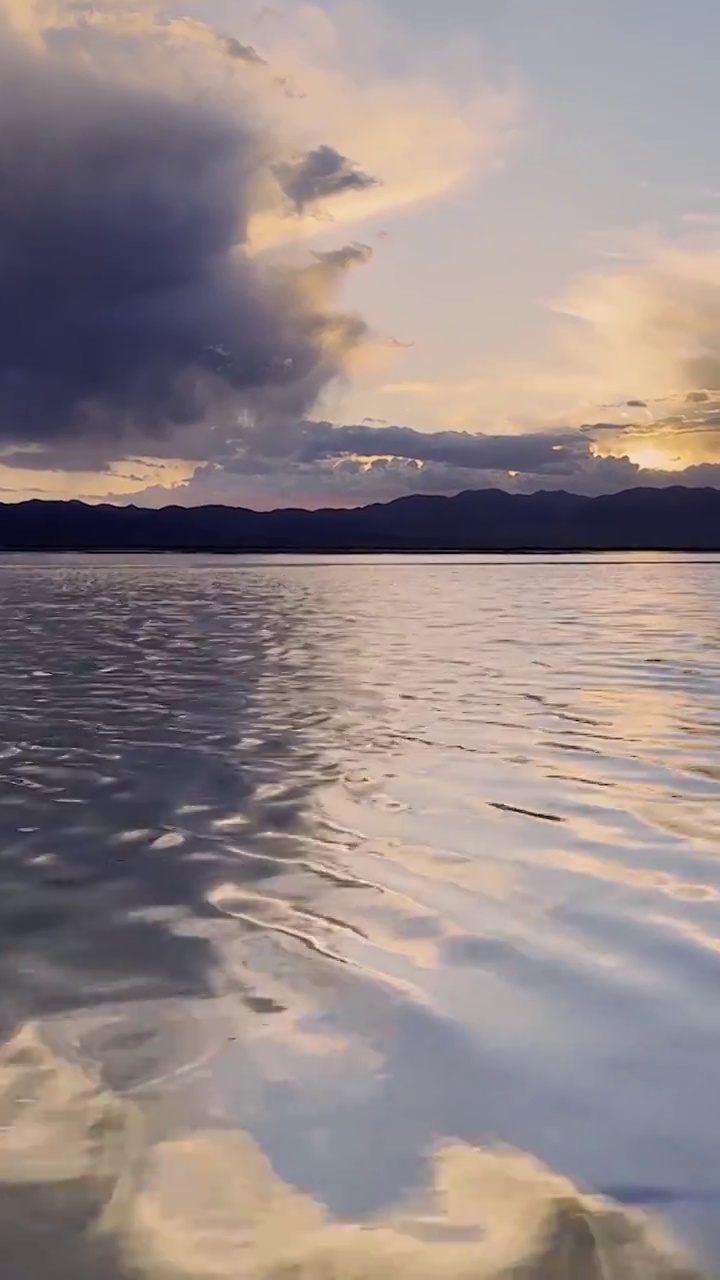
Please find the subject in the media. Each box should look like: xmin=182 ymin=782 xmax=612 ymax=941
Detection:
xmin=0 ymin=553 xmax=719 ymax=1264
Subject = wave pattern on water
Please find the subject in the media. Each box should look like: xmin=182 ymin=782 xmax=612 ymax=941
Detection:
xmin=0 ymin=554 xmax=719 ymax=1272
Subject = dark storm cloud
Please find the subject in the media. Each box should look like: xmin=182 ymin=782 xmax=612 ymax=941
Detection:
xmin=273 ymin=145 xmax=378 ymax=213
xmin=0 ymin=21 xmax=370 ymax=447
xmin=235 ymin=419 xmax=585 ymax=471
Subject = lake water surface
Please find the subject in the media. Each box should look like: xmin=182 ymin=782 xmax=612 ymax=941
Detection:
xmin=1 ymin=553 xmax=719 ymax=1279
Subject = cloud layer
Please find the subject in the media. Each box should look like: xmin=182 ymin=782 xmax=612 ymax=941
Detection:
xmin=123 ymin=413 xmax=720 ymax=509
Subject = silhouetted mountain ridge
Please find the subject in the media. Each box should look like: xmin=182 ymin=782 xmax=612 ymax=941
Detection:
xmin=0 ymin=486 xmax=719 ymax=550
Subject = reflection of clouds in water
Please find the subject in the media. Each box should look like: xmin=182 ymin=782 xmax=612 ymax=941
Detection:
xmin=0 ymin=1024 xmax=705 ymax=1280
xmin=1 ymin=556 xmax=720 ymax=1267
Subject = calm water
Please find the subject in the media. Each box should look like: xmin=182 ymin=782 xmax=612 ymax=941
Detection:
xmin=1 ymin=553 xmax=719 ymax=1279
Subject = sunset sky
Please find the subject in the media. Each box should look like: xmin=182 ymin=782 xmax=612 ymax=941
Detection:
xmin=3 ymin=0 xmax=720 ymax=506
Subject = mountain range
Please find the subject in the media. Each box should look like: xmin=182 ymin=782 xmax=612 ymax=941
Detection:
xmin=1 ymin=486 xmax=719 ymax=552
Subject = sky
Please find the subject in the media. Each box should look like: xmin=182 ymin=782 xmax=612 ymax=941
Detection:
xmin=3 ymin=0 xmax=720 ymax=507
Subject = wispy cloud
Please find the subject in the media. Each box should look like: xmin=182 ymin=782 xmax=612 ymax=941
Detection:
xmin=242 ymin=1 xmax=520 ymax=250
xmin=376 ymin=229 xmax=720 ymax=459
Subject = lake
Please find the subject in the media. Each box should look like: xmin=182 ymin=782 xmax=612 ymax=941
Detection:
xmin=0 ymin=553 xmax=719 ymax=1279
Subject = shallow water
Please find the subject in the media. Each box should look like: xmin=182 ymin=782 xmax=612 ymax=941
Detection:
xmin=1 ymin=552 xmax=719 ymax=1278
